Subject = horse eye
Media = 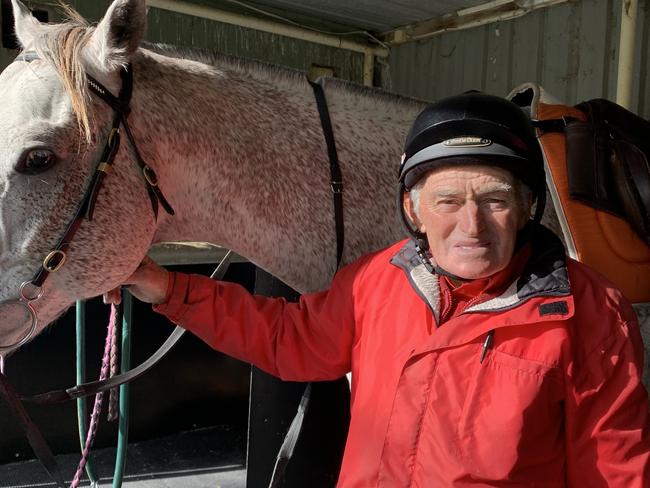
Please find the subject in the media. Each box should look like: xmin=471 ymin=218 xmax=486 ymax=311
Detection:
xmin=17 ymin=149 xmax=58 ymax=174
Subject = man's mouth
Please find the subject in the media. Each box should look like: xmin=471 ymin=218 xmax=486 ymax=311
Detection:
xmin=454 ymin=241 xmax=491 ymax=253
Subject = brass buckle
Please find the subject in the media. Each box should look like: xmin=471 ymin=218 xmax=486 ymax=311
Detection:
xmin=97 ymin=162 xmax=112 ymax=174
xmin=142 ymin=165 xmax=158 ymax=187
xmin=43 ymin=250 xmax=67 ymax=273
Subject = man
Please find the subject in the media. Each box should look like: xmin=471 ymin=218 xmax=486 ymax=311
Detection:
xmin=115 ymin=93 xmax=650 ymax=486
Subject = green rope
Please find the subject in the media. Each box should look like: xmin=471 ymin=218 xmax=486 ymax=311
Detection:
xmin=112 ymin=291 xmax=132 ymax=487
xmin=75 ymin=300 xmax=99 ymax=484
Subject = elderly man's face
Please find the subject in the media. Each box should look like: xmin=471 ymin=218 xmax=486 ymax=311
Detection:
xmin=404 ymin=165 xmax=530 ymax=279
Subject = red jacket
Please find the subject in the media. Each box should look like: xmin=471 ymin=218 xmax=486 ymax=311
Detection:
xmin=155 ymin=225 xmax=650 ymax=486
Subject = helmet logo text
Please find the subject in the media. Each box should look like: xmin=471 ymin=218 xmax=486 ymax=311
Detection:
xmin=443 ymin=137 xmax=492 ymax=147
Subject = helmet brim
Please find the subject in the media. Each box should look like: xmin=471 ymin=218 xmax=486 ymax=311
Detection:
xmin=402 ymin=154 xmax=537 ymax=192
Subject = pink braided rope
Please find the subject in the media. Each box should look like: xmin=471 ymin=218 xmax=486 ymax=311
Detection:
xmin=107 ymin=318 xmax=120 ymax=422
xmin=70 ymin=304 xmax=118 ymax=488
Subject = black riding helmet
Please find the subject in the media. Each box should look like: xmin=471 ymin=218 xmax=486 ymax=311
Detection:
xmin=397 ymin=91 xmax=546 ymax=253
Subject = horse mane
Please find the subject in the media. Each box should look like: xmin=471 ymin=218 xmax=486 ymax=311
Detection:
xmin=146 ymin=42 xmax=425 ymax=109
xmin=24 ymin=4 xmax=94 ymax=142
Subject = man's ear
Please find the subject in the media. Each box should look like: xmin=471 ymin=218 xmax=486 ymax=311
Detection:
xmin=86 ymin=0 xmax=146 ymax=72
xmin=403 ymin=192 xmax=426 ymax=233
xmin=11 ymin=0 xmax=43 ymax=51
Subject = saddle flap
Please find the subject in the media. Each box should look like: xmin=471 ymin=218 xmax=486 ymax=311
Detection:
xmin=610 ymin=140 xmax=650 ymax=247
xmin=564 ymin=119 xmax=624 ymax=216
xmin=534 ymin=97 xmax=650 ymax=303
xmin=573 ymin=99 xmax=650 ymax=247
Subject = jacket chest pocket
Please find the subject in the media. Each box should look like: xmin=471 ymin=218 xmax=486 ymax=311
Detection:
xmin=456 ymin=349 xmax=565 ymax=481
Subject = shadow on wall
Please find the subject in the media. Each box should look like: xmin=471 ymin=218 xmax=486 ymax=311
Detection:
xmin=0 ymin=262 xmax=255 ymax=464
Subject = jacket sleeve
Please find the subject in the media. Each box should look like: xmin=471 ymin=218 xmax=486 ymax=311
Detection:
xmin=152 ymin=261 xmax=363 ymax=382
xmin=564 ymin=304 xmax=650 ymax=487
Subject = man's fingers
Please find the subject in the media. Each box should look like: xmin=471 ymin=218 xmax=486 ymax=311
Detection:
xmin=103 ymin=287 xmax=122 ymax=305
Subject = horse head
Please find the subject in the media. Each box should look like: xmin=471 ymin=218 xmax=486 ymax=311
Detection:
xmin=0 ymin=0 xmax=155 ymax=351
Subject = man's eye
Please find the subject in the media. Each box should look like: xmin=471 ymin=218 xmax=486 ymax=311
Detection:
xmin=16 ymin=149 xmax=58 ymax=175
xmin=483 ymin=198 xmax=509 ymax=209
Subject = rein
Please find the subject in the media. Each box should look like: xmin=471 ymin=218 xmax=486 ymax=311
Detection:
xmin=1 ymin=55 xmax=175 ymax=353
xmin=0 ymin=54 xmax=179 ymax=487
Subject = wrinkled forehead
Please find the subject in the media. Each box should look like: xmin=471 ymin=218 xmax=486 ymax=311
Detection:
xmin=421 ymin=164 xmax=517 ymax=189
xmin=0 ymin=59 xmax=71 ymax=125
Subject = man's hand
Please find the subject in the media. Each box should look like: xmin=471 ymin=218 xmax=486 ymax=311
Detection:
xmin=103 ymin=256 xmax=170 ymax=305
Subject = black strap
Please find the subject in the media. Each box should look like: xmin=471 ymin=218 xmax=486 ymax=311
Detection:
xmin=308 ymin=78 xmax=345 ymax=269
xmin=22 ymin=327 xmax=185 ymax=405
xmin=0 ymin=372 xmax=66 ymax=487
xmin=268 ymin=383 xmax=312 ymax=488
xmin=22 ymin=251 xmax=234 ymax=406
xmin=29 ymin=65 xmax=174 ymax=289
xmin=266 ymin=79 xmax=345 ymax=488
xmin=532 ymin=117 xmax=578 ymax=133
xmin=88 ymin=68 xmax=174 ymax=219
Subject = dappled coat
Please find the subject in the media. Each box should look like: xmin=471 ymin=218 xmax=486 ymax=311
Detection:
xmin=154 ymin=225 xmax=650 ymax=487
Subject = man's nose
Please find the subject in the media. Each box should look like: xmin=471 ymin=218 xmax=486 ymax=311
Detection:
xmin=458 ymin=201 xmax=485 ymax=235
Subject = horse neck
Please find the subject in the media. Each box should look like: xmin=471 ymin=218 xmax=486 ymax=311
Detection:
xmin=126 ymin=49 xmax=421 ymax=291
xmin=129 ymin=51 xmax=314 ymax=239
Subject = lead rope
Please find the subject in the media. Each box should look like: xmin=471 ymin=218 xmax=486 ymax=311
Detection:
xmin=71 ymin=304 xmax=118 ymax=488
xmin=107 ymin=320 xmax=120 ymax=422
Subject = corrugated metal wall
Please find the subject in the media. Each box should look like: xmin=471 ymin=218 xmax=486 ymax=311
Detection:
xmin=0 ymin=0 xmax=364 ymax=82
xmin=1 ymin=0 xmax=649 ymax=117
xmin=385 ymin=0 xmax=650 ymax=118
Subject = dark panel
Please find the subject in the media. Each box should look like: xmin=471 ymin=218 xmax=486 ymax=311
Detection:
xmin=1 ymin=1 xmax=48 ymax=49
xmin=0 ymin=262 xmax=254 ymax=464
xmin=247 ymin=269 xmax=350 ymax=487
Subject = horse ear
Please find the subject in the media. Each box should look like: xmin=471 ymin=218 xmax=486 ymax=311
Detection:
xmin=11 ymin=0 xmax=43 ymax=50
xmin=87 ymin=0 xmax=146 ymax=71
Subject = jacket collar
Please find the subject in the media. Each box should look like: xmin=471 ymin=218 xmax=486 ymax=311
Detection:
xmin=390 ymin=223 xmax=571 ymax=321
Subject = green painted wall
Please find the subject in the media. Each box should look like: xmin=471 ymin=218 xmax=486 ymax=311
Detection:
xmin=0 ymin=0 xmax=364 ymax=82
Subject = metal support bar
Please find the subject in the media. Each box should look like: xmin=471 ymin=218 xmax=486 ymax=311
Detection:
xmin=147 ymin=0 xmax=386 ymax=87
xmin=112 ymin=292 xmax=132 ymax=487
xmin=382 ymin=0 xmax=570 ymax=45
xmin=75 ymin=301 xmax=99 ymax=485
xmin=616 ymin=0 xmax=639 ymax=109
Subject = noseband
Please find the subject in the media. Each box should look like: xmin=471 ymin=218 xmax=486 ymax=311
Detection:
xmin=0 ymin=54 xmax=175 ymax=351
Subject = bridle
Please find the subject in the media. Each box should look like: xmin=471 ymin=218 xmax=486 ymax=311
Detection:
xmin=0 ymin=54 xmax=347 ymax=488
xmin=0 ymin=54 xmax=183 ymax=487
xmin=1 ymin=53 xmax=174 ymax=352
